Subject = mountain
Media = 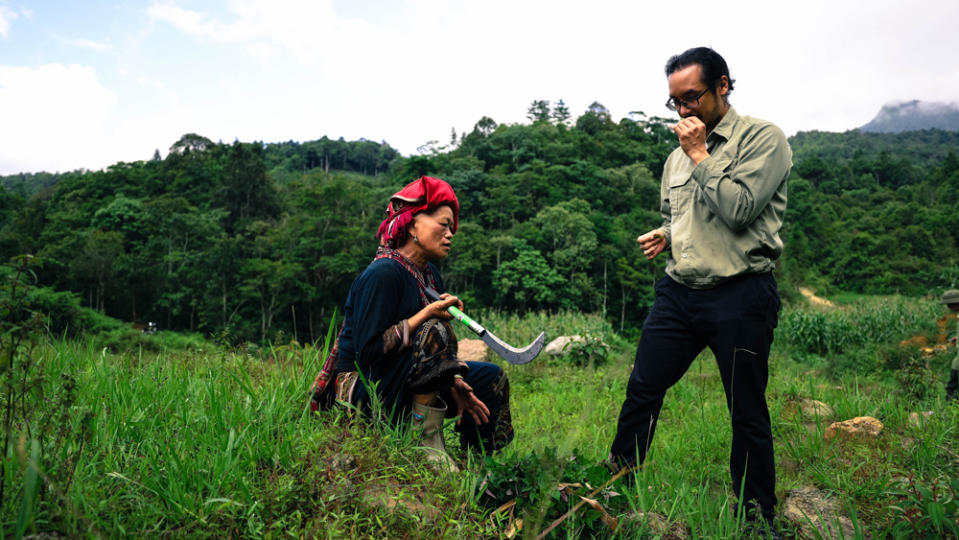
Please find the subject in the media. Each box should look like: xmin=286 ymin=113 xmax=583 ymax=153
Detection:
xmin=860 ymin=100 xmax=959 ymax=133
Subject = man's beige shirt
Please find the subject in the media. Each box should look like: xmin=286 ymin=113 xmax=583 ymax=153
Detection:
xmin=660 ymin=107 xmax=792 ymax=289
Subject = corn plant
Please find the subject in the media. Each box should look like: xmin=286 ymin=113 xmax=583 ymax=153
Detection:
xmin=779 ymin=296 xmax=939 ymax=357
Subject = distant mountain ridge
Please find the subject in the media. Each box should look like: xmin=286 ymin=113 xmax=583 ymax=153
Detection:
xmin=860 ymin=100 xmax=959 ymax=133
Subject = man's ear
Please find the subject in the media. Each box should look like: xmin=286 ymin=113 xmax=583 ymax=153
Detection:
xmin=718 ymin=75 xmax=729 ymax=97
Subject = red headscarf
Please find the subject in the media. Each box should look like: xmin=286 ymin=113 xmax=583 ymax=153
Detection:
xmin=377 ymin=176 xmax=459 ymax=248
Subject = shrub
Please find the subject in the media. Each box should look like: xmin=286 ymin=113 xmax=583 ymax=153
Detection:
xmin=878 ymin=343 xmax=918 ymax=371
xmin=827 ymin=347 xmax=879 ymax=378
xmin=561 ymin=333 xmax=610 ymax=367
xmin=893 ymin=356 xmax=938 ymax=403
xmin=18 ymin=283 xmax=123 ymax=336
xmin=93 ymin=329 xmax=211 ymax=354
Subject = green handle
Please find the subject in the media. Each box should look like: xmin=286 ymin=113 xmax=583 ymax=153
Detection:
xmin=424 ymin=287 xmax=486 ymax=335
xmin=449 ymin=306 xmax=485 ymax=335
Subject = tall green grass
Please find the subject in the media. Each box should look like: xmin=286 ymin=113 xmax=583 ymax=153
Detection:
xmin=3 ymin=301 xmax=958 ymax=538
xmin=0 ymin=335 xmax=502 ymax=538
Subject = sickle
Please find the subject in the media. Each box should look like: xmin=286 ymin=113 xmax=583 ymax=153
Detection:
xmin=424 ymin=287 xmax=545 ymax=365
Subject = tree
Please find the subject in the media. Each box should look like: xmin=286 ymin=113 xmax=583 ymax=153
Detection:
xmin=575 ymin=101 xmax=613 ymax=134
xmin=526 ymin=100 xmax=551 ymax=123
xmin=72 ymin=230 xmax=124 ymax=312
xmin=239 ymin=257 xmax=305 ymax=342
xmin=492 ymin=240 xmax=565 ymax=311
xmin=169 ymin=133 xmax=214 ymax=155
xmin=552 ymin=99 xmax=571 ymax=125
xmin=220 ymin=141 xmax=279 ymax=232
xmin=474 ymin=116 xmax=498 ymax=136
xmin=531 ymin=200 xmax=597 ymax=276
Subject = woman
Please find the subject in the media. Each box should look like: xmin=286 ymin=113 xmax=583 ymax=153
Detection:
xmin=321 ymin=176 xmax=513 ymax=470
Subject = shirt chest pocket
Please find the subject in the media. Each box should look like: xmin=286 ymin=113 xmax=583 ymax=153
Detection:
xmin=668 ymin=174 xmax=697 ymax=218
xmin=711 ymin=144 xmax=740 ymax=174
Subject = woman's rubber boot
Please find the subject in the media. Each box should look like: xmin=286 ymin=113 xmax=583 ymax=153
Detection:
xmin=412 ymin=398 xmax=460 ymax=473
xmin=947 ymin=369 xmax=959 ymax=402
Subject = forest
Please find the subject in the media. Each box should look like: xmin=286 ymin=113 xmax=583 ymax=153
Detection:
xmin=1 ymin=101 xmax=958 ymax=344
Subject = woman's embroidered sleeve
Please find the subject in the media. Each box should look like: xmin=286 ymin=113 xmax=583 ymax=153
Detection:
xmin=381 ymin=319 xmax=411 ymax=354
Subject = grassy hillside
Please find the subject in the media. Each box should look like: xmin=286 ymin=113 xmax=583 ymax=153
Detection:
xmin=2 ymin=294 xmax=957 ymax=538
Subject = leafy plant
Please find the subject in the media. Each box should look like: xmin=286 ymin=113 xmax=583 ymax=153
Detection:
xmin=561 ymin=333 xmax=610 ymax=367
xmin=893 ymin=356 xmax=938 ymax=403
xmin=0 ymin=256 xmax=46 ymax=519
xmin=478 ymin=447 xmax=619 ymax=538
xmin=888 ymin=474 xmax=959 ymax=537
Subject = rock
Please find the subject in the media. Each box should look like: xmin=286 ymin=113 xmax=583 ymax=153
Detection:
xmin=783 ymin=398 xmax=834 ymax=420
xmin=544 ymin=335 xmax=584 ymax=356
xmin=622 ymin=511 xmax=690 ymax=539
xmin=364 ymin=484 xmax=438 ymax=519
xmin=781 ymin=486 xmax=857 ymax=540
xmin=824 ymin=416 xmax=883 ymax=440
xmin=800 ymin=399 xmax=834 ymax=418
xmin=330 ymin=452 xmax=357 ymax=472
xmin=907 ymin=410 xmax=934 ymax=428
xmin=458 ymin=338 xmax=488 ymax=362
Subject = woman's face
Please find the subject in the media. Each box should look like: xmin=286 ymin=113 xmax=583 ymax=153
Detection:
xmin=408 ymin=205 xmax=455 ymax=261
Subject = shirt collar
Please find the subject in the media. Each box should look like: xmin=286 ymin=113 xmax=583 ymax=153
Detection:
xmin=708 ymin=106 xmax=738 ymax=142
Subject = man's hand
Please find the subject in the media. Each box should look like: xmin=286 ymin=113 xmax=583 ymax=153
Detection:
xmin=637 ymin=229 xmax=667 ymax=260
xmin=671 ymin=117 xmax=709 ymax=165
xmin=450 ymin=377 xmax=490 ymax=426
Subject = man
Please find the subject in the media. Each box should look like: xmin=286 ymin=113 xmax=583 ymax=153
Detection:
xmin=609 ymin=47 xmax=791 ymax=531
xmin=941 ymin=289 xmax=959 ymax=401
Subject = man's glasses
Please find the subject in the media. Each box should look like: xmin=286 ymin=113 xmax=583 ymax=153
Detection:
xmin=665 ymin=87 xmax=711 ymax=112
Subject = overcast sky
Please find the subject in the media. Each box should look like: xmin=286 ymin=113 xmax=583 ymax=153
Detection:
xmin=1 ymin=0 xmax=957 ymax=175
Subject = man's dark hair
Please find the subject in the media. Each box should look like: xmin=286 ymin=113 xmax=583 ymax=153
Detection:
xmin=665 ymin=47 xmax=735 ymax=95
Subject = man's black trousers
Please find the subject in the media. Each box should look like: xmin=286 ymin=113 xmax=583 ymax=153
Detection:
xmin=610 ymin=272 xmax=780 ymax=519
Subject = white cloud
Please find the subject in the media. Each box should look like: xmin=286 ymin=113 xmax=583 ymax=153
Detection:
xmin=4 ymin=0 xmax=953 ymax=174
xmin=69 ymin=37 xmax=110 ymax=51
xmin=148 ymin=1 xmax=252 ymax=42
xmin=147 ymin=0 xmax=345 ymax=63
xmin=0 ymin=64 xmax=119 ymax=173
xmin=0 ymin=4 xmax=18 ymax=37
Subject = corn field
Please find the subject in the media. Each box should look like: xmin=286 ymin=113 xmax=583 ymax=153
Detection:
xmin=779 ymin=296 xmax=940 ymax=355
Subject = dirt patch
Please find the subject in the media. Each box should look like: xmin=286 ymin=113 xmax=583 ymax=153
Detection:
xmin=798 ymin=287 xmax=835 ymax=308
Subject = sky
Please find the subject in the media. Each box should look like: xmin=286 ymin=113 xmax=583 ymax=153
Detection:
xmin=1 ymin=0 xmax=958 ymax=175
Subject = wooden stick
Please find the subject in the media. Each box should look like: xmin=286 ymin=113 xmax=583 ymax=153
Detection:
xmin=534 ymin=465 xmax=634 ymax=540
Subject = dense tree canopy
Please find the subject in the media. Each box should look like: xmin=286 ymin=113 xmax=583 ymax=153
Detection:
xmin=1 ymin=106 xmax=956 ymax=343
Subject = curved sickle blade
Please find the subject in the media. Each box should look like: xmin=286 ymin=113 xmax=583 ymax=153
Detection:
xmin=480 ymin=330 xmax=546 ymax=365
xmin=423 ymin=286 xmax=546 ymax=365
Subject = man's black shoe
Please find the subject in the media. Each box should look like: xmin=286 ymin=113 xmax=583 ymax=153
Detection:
xmin=744 ymin=520 xmax=784 ymax=540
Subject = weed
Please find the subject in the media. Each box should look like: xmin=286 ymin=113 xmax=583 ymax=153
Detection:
xmin=888 ymin=474 xmax=959 ymax=537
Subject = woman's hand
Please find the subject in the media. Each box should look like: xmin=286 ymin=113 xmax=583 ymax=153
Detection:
xmin=409 ymin=293 xmax=463 ymax=331
xmin=450 ymin=376 xmax=490 ymax=426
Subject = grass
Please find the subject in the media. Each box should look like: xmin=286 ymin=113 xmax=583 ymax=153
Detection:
xmin=2 ymin=298 xmax=959 ymax=538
